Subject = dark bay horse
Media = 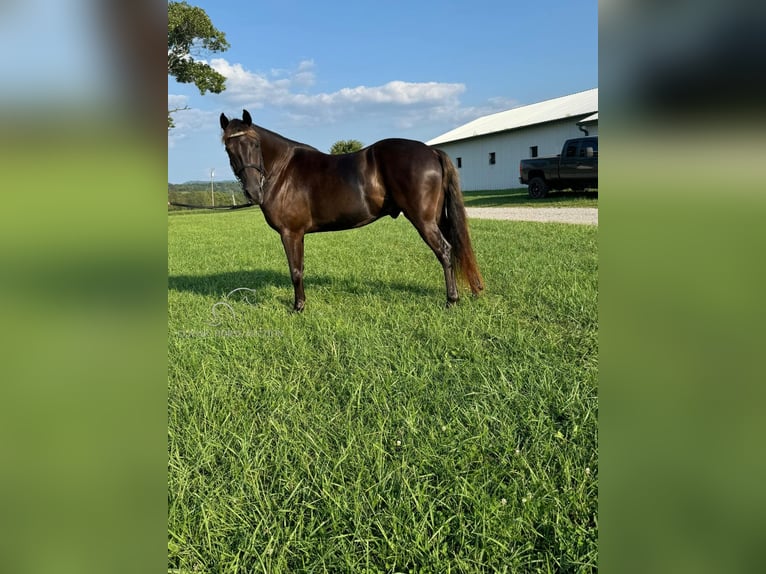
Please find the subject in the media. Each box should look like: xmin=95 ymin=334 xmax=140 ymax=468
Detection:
xmin=219 ymin=109 xmax=483 ymax=311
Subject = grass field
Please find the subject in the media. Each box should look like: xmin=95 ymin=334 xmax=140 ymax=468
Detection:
xmin=462 ymin=188 xmax=598 ymax=208
xmin=168 ymin=209 xmax=598 ymax=573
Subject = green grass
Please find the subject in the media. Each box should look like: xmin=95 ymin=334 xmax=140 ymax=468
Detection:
xmin=168 ymin=210 xmax=597 ymax=573
xmin=462 ymin=188 xmax=598 ymax=208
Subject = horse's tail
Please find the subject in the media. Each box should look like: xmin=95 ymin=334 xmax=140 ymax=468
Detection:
xmin=435 ymin=148 xmax=484 ymax=295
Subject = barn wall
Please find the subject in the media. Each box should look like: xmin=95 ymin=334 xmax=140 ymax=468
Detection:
xmin=433 ymin=118 xmax=598 ymax=191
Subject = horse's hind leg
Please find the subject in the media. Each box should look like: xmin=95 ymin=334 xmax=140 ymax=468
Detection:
xmin=280 ymin=230 xmax=306 ymax=312
xmin=413 ymin=220 xmax=459 ymax=306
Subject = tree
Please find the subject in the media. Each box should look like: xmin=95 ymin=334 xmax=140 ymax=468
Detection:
xmin=329 ymin=140 xmax=364 ymax=155
xmin=168 ymin=1 xmax=230 ymax=128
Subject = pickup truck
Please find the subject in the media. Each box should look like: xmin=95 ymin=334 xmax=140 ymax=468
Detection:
xmin=519 ymin=136 xmax=598 ymax=198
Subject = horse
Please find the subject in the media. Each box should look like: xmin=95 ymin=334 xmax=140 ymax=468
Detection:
xmin=219 ymin=109 xmax=483 ymax=311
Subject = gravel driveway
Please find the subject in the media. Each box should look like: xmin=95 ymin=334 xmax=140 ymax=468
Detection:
xmin=465 ymin=207 xmax=598 ymax=226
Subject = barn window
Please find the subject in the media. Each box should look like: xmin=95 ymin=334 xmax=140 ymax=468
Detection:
xmin=456 ymin=157 xmax=462 ymax=168
xmin=488 ymin=152 xmax=496 ymax=165
xmin=530 ymin=146 xmax=538 ymax=158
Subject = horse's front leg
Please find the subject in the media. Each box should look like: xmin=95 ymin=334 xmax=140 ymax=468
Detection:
xmin=280 ymin=230 xmax=306 ymax=312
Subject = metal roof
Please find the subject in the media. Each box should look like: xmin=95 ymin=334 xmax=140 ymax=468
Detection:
xmin=427 ymin=88 xmax=598 ymax=146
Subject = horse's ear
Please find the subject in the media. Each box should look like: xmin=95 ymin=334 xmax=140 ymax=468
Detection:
xmin=220 ymin=113 xmax=229 ymax=130
xmin=242 ymin=109 xmax=252 ymax=126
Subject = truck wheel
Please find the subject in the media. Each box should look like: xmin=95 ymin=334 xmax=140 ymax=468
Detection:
xmin=528 ymin=177 xmax=548 ymax=199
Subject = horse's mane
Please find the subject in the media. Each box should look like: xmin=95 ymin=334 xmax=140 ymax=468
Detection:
xmin=256 ymin=125 xmax=320 ymax=152
xmin=223 ymin=120 xmax=319 ymax=152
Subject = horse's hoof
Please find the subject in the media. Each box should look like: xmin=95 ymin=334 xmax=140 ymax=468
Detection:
xmin=446 ymin=298 xmax=458 ymax=308
xmin=292 ymin=301 xmax=305 ymax=313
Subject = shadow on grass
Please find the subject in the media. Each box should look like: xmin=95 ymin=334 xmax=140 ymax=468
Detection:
xmin=168 ymin=269 xmax=441 ymax=303
xmin=462 ymin=188 xmax=598 ymax=207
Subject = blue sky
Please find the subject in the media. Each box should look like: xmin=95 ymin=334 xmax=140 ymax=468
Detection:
xmin=168 ymin=0 xmax=597 ymax=183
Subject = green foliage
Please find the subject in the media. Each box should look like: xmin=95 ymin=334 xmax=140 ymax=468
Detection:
xmin=168 ymin=181 xmax=248 ymax=211
xmin=329 ymin=139 xmax=364 ymax=155
xmin=168 ymin=212 xmax=598 ymax=572
xmin=169 ymin=181 xmax=242 ymax=194
xmin=168 ymin=1 xmax=230 ymax=128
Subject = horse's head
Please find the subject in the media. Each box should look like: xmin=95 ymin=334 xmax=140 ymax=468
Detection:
xmin=220 ymin=110 xmax=267 ymax=204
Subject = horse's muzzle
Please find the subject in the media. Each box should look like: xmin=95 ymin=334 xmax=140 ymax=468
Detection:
xmin=236 ymin=164 xmax=266 ymax=205
xmin=242 ymin=185 xmax=262 ymax=205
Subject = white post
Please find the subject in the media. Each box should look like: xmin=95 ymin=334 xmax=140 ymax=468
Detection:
xmin=210 ymin=168 xmax=215 ymax=207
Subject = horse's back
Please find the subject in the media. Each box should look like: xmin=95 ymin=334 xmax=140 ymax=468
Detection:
xmin=370 ymin=138 xmax=437 ymax=159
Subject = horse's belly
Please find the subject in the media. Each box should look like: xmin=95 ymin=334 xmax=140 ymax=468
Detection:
xmin=307 ymin=185 xmax=384 ymax=232
xmin=310 ymin=208 xmax=379 ymax=232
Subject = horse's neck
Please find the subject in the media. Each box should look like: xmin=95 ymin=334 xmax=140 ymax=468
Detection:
xmin=258 ymin=129 xmax=293 ymax=170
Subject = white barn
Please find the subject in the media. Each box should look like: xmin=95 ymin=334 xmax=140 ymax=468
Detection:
xmin=427 ymin=89 xmax=598 ymax=191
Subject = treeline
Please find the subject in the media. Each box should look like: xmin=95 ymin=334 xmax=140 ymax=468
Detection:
xmin=168 ymin=181 xmax=250 ymax=210
xmin=169 ymin=181 xmax=241 ymax=193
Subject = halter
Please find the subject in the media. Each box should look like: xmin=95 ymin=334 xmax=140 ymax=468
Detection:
xmin=234 ymin=163 xmax=267 ymax=180
xmin=225 ymin=130 xmax=268 ymax=201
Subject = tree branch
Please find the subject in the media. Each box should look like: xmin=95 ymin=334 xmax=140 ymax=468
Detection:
xmin=168 ymin=105 xmax=190 ymax=130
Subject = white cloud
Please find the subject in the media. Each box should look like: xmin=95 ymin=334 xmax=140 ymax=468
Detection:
xmin=289 ymin=59 xmax=316 ymax=88
xmin=208 ymin=58 xmax=291 ymax=107
xmin=209 ymin=58 xmax=468 ymax=119
xmin=167 ymin=106 xmax=218 ymax=148
xmin=289 ymin=80 xmax=466 ymax=109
